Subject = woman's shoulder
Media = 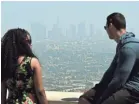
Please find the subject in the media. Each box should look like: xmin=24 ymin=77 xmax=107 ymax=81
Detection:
xmin=30 ymin=57 xmax=41 ymax=70
xmin=26 ymin=56 xmax=38 ymax=62
xmin=30 ymin=57 xmax=39 ymax=63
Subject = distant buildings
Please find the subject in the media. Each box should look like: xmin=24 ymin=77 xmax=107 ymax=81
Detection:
xmin=31 ymin=23 xmax=47 ymax=41
xmin=66 ymin=24 xmax=77 ymax=40
xmin=89 ymin=24 xmax=94 ymax=38
xmin=77 ymin=22 xmax=86 ymax=40
xmin=48 ymin=17 xmax=63 ymax=40
xmin=31 ymin=20 xmax=98 ymax=41
xmin=48 ymin=23 xmax=63 ymax=40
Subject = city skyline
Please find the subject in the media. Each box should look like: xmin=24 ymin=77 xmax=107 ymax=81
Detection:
xmin=1 ymin=1 xmax=139 ymax=40
xmin=30 ymin=19 xmax=103 ymax=41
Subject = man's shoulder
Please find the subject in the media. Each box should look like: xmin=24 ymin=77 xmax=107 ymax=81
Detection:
xmin=120 ymin=32 xmax=139 ymax=45
xmin=118 ymin=42 xmax=139 ymax=58
xmin=119 ymin=35 xmax=139 ymax=52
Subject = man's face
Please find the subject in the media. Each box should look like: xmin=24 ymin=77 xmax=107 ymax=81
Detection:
xmin=104 ymin=22 xmax=115 ymax=39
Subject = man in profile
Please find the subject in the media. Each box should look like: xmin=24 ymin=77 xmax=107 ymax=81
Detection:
xmin=78 ymin=12 xmax=139 ymax=104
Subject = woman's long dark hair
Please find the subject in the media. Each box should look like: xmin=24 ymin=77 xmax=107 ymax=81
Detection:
xmin=1 ymin=28 xmax=36 ymax=81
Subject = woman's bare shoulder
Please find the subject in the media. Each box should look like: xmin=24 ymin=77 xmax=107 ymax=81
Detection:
xmin=31 ymin=57 xmax=41 ymax=70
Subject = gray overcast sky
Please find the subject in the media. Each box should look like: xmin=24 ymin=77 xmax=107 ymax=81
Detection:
xmin=1 ymin=1 xmax=139 ymax=38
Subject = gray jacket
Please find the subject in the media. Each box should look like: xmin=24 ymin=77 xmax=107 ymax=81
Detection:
xmin=94 ymin=32 xmax=139 ymax=102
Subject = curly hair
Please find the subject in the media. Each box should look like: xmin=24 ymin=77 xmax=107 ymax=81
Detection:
xmin=1 ymin=28 xmax=36 ymax=81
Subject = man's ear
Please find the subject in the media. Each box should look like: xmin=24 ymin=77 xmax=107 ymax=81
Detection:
xmin=109 ymin=23 xmax=115 ymax=29
xmin=109 ymin=23 xmax=113 ymax=27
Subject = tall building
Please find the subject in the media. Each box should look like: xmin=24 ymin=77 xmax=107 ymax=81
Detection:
xmin=30 ymin=23 xmax=46 ymax=41
xmin=77 ymin=22 xmax=86 ymax=40
xmin=68 ymin=24 xmax=76 ymax=40
xmin=89 ymin=24 xmax=94 ymax=37
xmin=48 ymin=17 xmax=63 ymax=40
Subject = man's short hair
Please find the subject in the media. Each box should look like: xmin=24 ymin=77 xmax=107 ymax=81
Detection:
xmin=107 ymin=12 xmax=126 ymax=30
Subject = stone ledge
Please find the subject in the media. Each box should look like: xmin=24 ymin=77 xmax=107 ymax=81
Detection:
xmin=46 ymin=91 xmax=82 ymax=104
xmin=46 ymin=91 xmax=139 ymax=104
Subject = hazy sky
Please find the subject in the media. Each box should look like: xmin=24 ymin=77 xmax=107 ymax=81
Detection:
xmin=1 ymin=1 xmax=139 ymax=38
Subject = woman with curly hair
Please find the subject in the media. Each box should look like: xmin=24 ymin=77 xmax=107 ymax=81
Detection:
xmin=1 ymin=28 xmax=48 ymax=104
